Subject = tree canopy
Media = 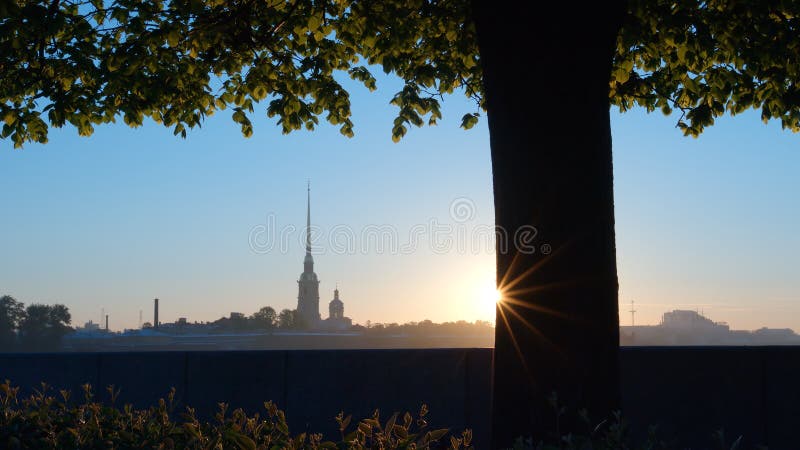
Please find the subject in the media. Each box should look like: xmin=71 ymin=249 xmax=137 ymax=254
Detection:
xmin=0 ymin=295 xmax=26 ymax=348
xmin=612 ymin=0 xmax=800 ymax=136
xmin=0 ymin=0 xmax=480 ymax=147
xmin=0 ymin=295 xmax=73 ymax=350
xmin=3 ymin=0 xmax=798 ymax=148
xmin=18 ymin=303 xmax=73 ymax=350
xmin=250 ymin=305 xmax=277 ymax=328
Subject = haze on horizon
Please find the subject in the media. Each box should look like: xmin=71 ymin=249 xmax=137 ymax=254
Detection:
xmin=0 ymin=72 xmax=797 ymax=333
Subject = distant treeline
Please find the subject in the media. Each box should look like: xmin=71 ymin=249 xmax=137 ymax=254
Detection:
xmin=202 ymin=306 xmax=494 ymax=336
xmin=206 ymin=306 xmax=303 ymax=331
xmin=0 ymin=295 xmax=73 ymax=351
xmin=359 ymin=320 xmax=494 ymax=337
xmin=0 ymin=294 xmax=493 ymax=351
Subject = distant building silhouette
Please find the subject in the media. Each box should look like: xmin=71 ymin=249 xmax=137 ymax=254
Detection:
xmin=661 ymin=309 xmax=728 ymax=330
xmin=296 ymin=183 xmax=321 ymax=327
xmin=329 ymin=287 xmax=344 ymax=319
xmin=621 ymin=309 xmax=800 ymax=345
xmin=294 ymin=184 xmax=355 ymax=330
xmin=322 ymin=286 xmax=352 ymax=330
xmin=81 ymin=320 xmax=100 ymax=331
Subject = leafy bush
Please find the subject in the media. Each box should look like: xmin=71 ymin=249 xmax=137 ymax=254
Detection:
xmin=2 ymin=382 xmax=766 ymax=450
xmin=0 ymin=380 xmax=473 ymax=449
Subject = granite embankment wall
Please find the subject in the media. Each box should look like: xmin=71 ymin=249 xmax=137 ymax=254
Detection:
xmin=2 ymin=347 xmax=798 ymax=449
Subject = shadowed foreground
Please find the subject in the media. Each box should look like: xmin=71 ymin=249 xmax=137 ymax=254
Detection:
xmin=2 ymin=347 xmax=799 ymax=449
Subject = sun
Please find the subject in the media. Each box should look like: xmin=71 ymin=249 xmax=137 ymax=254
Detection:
xmin=486 ymin=284 xmax=502 ymax=303
xmin=476 ymin=278 xmax=501 ymax=321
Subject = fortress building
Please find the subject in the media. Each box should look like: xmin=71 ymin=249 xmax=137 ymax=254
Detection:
xmin=295 ymin=183 xmax=353 ymax=330
xmin=296 ymin=183 xmax=321 ymax=327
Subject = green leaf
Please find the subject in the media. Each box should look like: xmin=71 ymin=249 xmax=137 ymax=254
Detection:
xmin=234 ymin=435 xmax=256 ymax=450
xmin=428 ymin=428 xmax=449 ymax=441
xmin=460 ymin=113 xmax=479 ymax=130
xmin=167 ymin=30 xmax=180 ymax=48
xmin=308 ymin=15 xmax=321 ymax=32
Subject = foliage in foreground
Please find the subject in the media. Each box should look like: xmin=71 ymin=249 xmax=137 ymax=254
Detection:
xmin=0 ymin=381 xmax=472 ymax=449
xmin=3 ymin=0 xmax=800 ymax=147
xmin=0 ymin=381 xmax=768 ymax=450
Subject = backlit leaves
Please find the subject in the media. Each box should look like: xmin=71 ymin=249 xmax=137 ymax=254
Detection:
xmin=0 ymin=0 xmax=482 ymax=148
xmin=3 ymin=0 xmax=800 ymax=148
xmin=460 ymin=113 xmax=480 ymax=130
xmin=612 ymin=0 xmax=800 ymax=137
xmin=0 ymin=381 xmax=470 ymax=449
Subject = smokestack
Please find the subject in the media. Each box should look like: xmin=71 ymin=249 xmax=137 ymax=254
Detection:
xmin=154 ymin=298 xmax=159 ymax=329
xmin=105 ymin=314 xmax=109 ymax=331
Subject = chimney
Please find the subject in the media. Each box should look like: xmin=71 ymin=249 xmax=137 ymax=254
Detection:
xmin=105 ymin=314 xmax=109 ymax=331
xmin=154 ymin=298 xmax=159 ymax=329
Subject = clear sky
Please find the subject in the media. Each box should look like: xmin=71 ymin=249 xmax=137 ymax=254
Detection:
xmin=0 ymin=71 xmax=798 ymax=332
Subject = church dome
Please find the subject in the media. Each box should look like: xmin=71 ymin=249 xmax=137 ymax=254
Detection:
xmin=328 ymin=287 xmax=344 ymax=320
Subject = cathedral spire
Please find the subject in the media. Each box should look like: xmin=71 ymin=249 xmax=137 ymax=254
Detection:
xmin=306 ymin=180 xmax=311 ymax=255
xmin=303 ymin=181 xmax=314 ymax=274
xmin=297 ymin=181 xmax=320 ymax=327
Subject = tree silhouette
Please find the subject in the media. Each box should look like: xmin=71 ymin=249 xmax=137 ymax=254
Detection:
xmin=250 ymin=306 xmax=277 ymax=330
xmin=3 ymin=0 xmax=800 ymax=445
xmin=0 ymin=295 xmax=25 ymax=350
xmin=277 ymin=309 xmax=296 ymax=330
xmin=18 ymin=303 xmax=73 ymax=351
xmin=360 ymin=319 xmax=493 ymax=338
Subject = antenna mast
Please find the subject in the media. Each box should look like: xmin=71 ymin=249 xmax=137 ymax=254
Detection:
xmin=629 ymin=299 xmax=636 ymax=327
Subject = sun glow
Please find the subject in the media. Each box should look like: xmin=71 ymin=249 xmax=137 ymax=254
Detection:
xmin=475 ymin=278 xmax=501 ymax=322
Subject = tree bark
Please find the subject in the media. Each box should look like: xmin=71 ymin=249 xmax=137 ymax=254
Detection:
xmin=472 ymin=2 xmax=626 ymax=447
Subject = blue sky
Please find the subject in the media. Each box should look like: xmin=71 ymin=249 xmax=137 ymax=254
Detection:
xmin=1 ymin=72 xmax=798 ymax=332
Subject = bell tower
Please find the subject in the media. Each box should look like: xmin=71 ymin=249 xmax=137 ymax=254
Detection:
xmin=296 ymin=181 xmax=320 ymax=327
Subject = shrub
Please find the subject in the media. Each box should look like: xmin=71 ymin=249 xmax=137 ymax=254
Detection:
xmin=0 ymin=380 xmax=473 ymax=449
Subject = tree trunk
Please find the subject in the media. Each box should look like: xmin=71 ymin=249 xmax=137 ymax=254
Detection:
xmin=472 ymin=2 xmax=626 ymax=447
